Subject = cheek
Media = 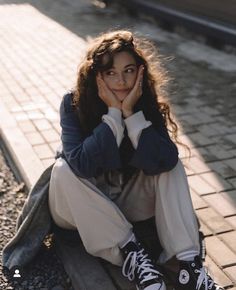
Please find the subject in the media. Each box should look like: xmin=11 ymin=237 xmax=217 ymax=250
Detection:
xmin=129 ymin=74 xmax=138 ymax=87
xmin=102 ymin=77 xmax=114 ymax=89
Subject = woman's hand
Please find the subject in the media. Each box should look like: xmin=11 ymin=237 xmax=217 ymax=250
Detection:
xmin=96 ymin=73 xmax=121 ymax=110
xmin=122 ymin=65 xmax=144 ymax=118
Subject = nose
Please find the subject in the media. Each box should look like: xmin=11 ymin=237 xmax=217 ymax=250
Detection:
xmin=116 ymin=73 xmax=126 ymax=85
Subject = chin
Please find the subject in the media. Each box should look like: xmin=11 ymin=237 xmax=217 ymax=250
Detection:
xmin=116 ymin=93 xmax=128 ymax=101
xmin=118 ymin=96 xmax=127 ymax=101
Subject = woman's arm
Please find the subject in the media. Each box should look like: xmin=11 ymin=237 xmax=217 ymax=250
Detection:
xmin=60 ymin=93 xmax=121 ymax=178
xmin=125 ymin=110 xmax=179 ymax=175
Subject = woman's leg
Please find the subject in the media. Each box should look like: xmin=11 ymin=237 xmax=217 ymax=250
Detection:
xmin=48 ymin=158 xmax=133 ymax=266
xmin=153 ymin=159 xmax=200 ymax=263
xmin=114 ymin=159 xmax=199 ymax=263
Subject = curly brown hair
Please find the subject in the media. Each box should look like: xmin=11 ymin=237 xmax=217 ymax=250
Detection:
xmin=71 ymin=29 xmax=185 ymax=184
xmin=73 ymin=30 xmax=178 ymax=138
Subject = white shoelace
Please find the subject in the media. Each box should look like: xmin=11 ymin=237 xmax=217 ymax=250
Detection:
xmin=196 ymin=266 xmax=220 ymax=290
xmin=122 ymin=248 xmax=162 ymax=284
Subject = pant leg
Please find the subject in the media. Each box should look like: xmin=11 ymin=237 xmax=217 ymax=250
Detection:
xmin=48 ymin=158 xmax=133 ymax=266
xmin=115 ymin=170 xmax=156 ymax=222
xmin=154 ymin=159 xmax=200 ymax=263
xmin=115 ymin=159 xmax=199 ymax=263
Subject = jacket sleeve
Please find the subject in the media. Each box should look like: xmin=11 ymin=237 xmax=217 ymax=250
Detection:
xmin=129 ymin=114 xmax=179 ymax=175
xmin=60 ymin=93 xmax=121 ymax=178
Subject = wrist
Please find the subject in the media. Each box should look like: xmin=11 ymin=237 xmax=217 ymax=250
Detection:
xmin=122 ymin=110 xmax=133 ymax=118
xmin=109 ymin=102 xmax=121 ymax=110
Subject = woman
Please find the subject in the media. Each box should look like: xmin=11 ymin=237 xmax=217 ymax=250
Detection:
xmin=48 ymin=29 xmax=224 ymax=290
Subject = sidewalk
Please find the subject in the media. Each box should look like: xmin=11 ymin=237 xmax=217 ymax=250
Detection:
xmin=0 ymin=0 xmax=235 ymax=288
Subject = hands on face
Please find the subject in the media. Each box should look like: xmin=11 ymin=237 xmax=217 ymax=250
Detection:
xmin=96 ymin=65 xmax=144 ymax=118
xmin=96 ymin=73 xmax=122 ymax=110
xmin=122 ymin=65 xmax=144 ymax=118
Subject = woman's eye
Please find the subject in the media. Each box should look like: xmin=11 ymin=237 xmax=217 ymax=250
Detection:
xmin=106 ymin=71 xmax=115 ymax=76
xmin=125 ymin=68 xmax=135 ymax=73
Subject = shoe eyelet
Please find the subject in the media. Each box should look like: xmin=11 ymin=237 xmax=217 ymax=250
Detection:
xmin=191 ymin=263 xmax=195 ymax=267
xmin=194 ymin=270 xmax=198 ymax=273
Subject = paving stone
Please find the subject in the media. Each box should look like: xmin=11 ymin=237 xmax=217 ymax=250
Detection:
xmin=203 ymin=192 xmax=236 ymax=217
xmin=218 ymin=231 xmax=236 ymax=254
xmin=33 ymin=144 xmax=54 ymax=159
xmin=228 ymin=177 xmax=236 ymax=188
xmin=25 ymin=131 xmax=45 ymax=146
xmin=190 ymin=190 xmax=207 ymax=209
xmin=13 ymin=111 xmax=29 ymax=121
xmin=205 ymin=236 xmax=236 ymax=267
xmin=52 ymin=122 xmax=62 ymax=134
xmin=26 ymin=110 xmax=44 ymax=120
xmin=211 ymin=136 xmax=236 ymax=151
xmin=178 ymin=114 xmax=204 ymax=126
xmin=226 ymin=134 xmax=236 ymax=145
xmin=198 ymin=219 xmax=212 ymax=236
xmin=33 ymin=119 xmax=52 ymax=131
xmin=188 ymin=132 xmax=214 ymax=146
xmin=177 ymin=134 xmax=195 ymax=149
xmin=205 ymin=256 xmax=233 ymax=288
xmin=225 ymin=158 xmax=236 ymax=171
xmin=211 ymin=121 xmax=234 ymax=135
xmin=225 ymin=216 xmax=236 ymax=229
xmin=197 ymin=124 xmax=222 ymax=137
xmin=228 ymin=149 xmax=236 ymax=158
xmin=208 ymin=161 xmax=236 ymax=179
xmin=196 ymin=208 xmax=232 ymax=234
xmin=18 ymin=120 xmax=36 ymax=133
xmin=224 ymin=266 xmax=236 ymax=283
xmin=41 ymin=129 xmax=60 ymax=143
xmin=49 ymin=141 xmax=61 ymax=154
xmin=41 ymin=158 xmax=55 ymax=168
xmin=37 ymin=85 xmax=55 ymax=96
xmin=184 ymin=156 xmax=210 ymax=175
xmin=188 ymin=175 xmax=216 ymax=195
xmin=10 ymin=104 xmax=24 ymax=113
xmin=193 ymin=146 xmax=217 ymax=162
xmin=42 ymin=107 xmax=59 ymax=122
xmin=206 ymin=144 xmax=235 ymax=160
xmin=200 ymin=171 xmax=233 ymax=192
xmin=21 ymin=102 xmax=43 ymax=111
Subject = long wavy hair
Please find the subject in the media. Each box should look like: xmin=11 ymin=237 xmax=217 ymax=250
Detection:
xmin=72 ymin=30 xmax=185 ymax=185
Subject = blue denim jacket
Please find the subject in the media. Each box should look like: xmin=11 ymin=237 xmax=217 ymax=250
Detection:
xmin=60 ymin=92 xmax=179 ymax=178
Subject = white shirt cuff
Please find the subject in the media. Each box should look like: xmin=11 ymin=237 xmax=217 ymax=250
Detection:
xmin=124 ymin=111 xmax=152 ymax=149
xmin=102 ymin=107 xmax=125 ymax=146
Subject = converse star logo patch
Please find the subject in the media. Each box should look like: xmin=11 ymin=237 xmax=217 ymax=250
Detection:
xmin=179 ymin=269 xmax=190 ymax=284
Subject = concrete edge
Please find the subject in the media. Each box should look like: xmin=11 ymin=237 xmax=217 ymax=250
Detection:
xmin=117 ymin=0 xmax=236 ymax=46
xmin=0 ymin=99 xmax=44 ymax=190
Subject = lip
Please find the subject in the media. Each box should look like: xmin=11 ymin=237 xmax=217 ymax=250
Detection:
xmin=113 ymin=89 xmax=130 ymax=93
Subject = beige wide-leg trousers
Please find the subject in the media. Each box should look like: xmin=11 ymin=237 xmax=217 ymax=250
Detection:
xmin=48 ymin=158 xmax=199 ymax=266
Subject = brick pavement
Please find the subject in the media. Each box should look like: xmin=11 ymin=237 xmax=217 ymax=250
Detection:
xmin=0 ymin=0 xmax=235 ymax=288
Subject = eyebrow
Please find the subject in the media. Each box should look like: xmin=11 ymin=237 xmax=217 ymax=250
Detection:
xmin=110 ymin=64 xmax=136 ymax=69
xmin=125 ymin=64 xmax=136 ymax=67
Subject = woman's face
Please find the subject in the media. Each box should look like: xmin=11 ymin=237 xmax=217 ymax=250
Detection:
xmin=101 ymin=51 xmax=138 ymax=101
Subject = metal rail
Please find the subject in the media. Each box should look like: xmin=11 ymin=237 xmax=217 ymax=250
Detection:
xmin=115 ymin=0 xmax=236 ymax=46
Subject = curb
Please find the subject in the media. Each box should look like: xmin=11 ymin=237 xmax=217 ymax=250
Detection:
xmin=116 ymin=0 xmax=236 ymax=46
xmin=0 ymin=99 xmax=44 ymax=190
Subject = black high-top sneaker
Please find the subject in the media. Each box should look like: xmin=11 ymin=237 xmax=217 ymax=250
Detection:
xmin=121 ymin=241 xmax=166 ymax=290
xmin=175 ymin=255 xmax=225 ymax=290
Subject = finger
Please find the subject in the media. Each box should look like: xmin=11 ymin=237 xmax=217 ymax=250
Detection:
xmin=133 ymin=66 xmax=144 ymax=90
xmin=138 ymin=65 xmax=144 ymax=81
xmin=96 ymin=74 xmax=102 ymax=87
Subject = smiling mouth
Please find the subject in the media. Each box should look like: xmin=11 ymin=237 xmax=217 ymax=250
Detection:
xmin=113 ymin=89 xmax=130 ymax=93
